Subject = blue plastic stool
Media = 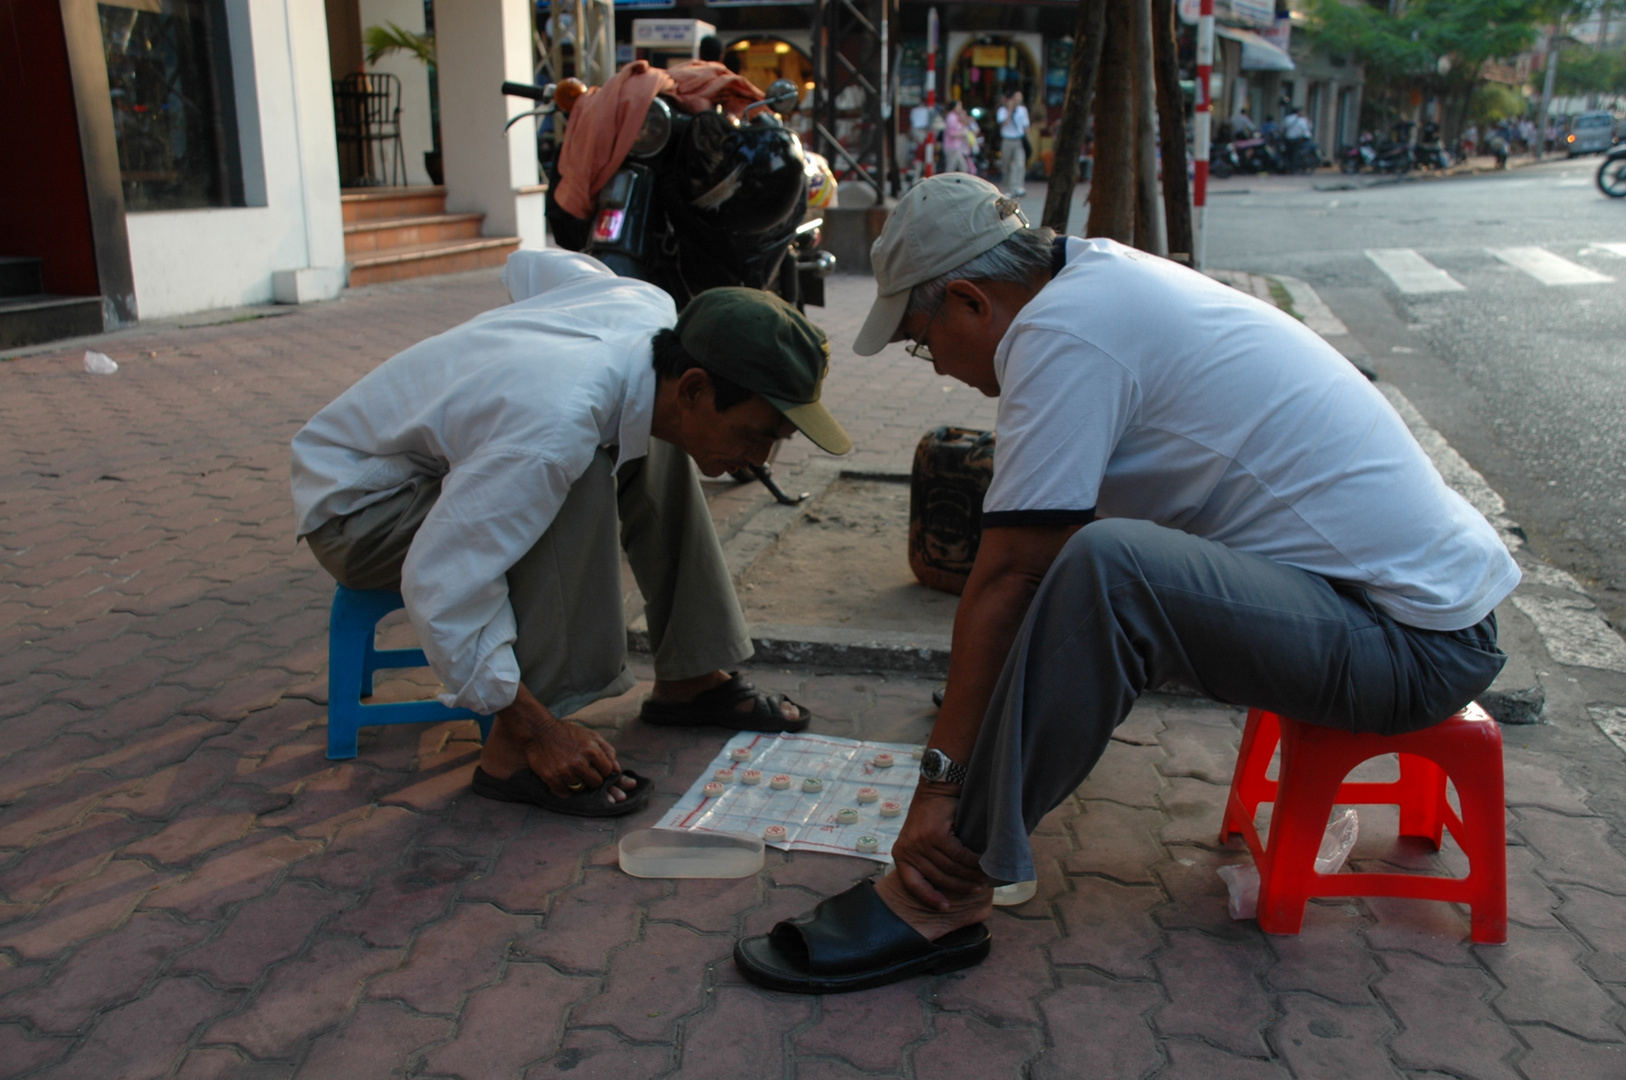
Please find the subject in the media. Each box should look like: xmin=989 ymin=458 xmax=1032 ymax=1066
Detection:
xmin=326 ymin=585 xmax=493 ymax=760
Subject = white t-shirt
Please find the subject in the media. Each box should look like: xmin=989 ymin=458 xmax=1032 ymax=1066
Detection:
xmin=290 ymin=251 xmax=676 ymax=713
xmin=983 ymin=237 xmax=1519 ymax=632
xmin=998 ymin=104 xmax=1029 ymax=140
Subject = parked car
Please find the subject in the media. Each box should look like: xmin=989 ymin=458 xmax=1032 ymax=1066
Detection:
xmin=1567 ymin=111 xmax=1618 ymax=156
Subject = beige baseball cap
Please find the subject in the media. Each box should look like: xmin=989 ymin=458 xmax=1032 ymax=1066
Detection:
xmin=852 ymin=174 xmax=1030 ymax=356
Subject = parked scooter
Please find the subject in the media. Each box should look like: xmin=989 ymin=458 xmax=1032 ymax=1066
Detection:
xmin=1598 ymin=142 xmax=1626 ymax=198
xmin=1413 ymin=123 xmax=1454 ymax=171
xmin=503 ymin=76 xmax=833 ymax=310
xmin=502 ymin=74 xmax=835 ymax=504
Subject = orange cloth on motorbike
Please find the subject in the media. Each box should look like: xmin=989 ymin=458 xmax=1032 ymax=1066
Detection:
xmin=554 ymin=60 xmax=764 ymax=220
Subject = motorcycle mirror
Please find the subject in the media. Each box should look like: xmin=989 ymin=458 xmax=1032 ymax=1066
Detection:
xmin=765 ymin=78 xmax=799 ymax=112
xmin=555 ymin=78 xmax=588 ymax=115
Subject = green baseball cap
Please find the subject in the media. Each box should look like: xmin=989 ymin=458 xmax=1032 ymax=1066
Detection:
xmin=676 ymin=287 xmax=852 ymax=456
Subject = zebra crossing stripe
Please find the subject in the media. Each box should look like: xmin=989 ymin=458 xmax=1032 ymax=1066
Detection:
xmin=1582 ymin=242 xmax=1626 ymax=259
xmin=1488 ymin=247 xmax=1614 ymax=286
xmin=1364 ymin=249 xmax=1466 ymax=294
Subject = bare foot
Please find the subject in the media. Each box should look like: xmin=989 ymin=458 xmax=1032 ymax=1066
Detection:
xmin=875 ymin=868 xmax=994 ymax=943
xmin=650 ymin=671 xmax=801 ymax=724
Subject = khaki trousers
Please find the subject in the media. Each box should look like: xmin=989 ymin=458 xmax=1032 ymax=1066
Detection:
xmin=305 ymin=438 xmax=753 ymax=718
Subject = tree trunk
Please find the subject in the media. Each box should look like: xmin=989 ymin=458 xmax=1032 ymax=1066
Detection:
xmin=1041 ymin=0 xmax=1107 ymax=233
xmin=1151 ymin=0 xmax=1191 ymax=262
xmin=1131 ymin=0 xmax=1166 ymax=255
xmin=1087 ymin=0 xmax=1136 ymax=244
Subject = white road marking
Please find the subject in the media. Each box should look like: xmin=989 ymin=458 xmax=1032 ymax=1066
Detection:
xmin=1488 ymin=246 xmax=1615 ymax=285
xmin=1580 ymin=242 xmax=1626 ymax=259
xmin=1557 ymin=178 xmax=1593 ymax=187
xmin=1364 ymin=249 xmax=1467 ymax=294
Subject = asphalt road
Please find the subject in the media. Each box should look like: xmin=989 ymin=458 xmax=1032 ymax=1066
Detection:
xmin=1202 ymin=157 xmax=1626 ymax=629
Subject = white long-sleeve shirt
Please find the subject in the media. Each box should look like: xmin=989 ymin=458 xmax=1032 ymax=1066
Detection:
xmin=290 ymin=251 xmax=677 ymax=713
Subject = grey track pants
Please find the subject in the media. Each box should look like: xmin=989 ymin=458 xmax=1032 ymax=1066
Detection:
xmin=305 ymin=439 xmax=753 ymax=718
xmin=953 ymin=518 xmax=1508 ymax=884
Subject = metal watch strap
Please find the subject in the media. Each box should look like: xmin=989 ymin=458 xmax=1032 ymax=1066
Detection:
xmin=923 ymin=748 xmax=968 ymax=786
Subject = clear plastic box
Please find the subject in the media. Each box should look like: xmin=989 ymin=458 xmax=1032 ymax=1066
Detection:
xmin=618 ymin=828 xmax=765 ymax=879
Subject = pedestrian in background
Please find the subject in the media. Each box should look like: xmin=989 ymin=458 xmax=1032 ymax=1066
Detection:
xmin=943 ymin=101 xmax=974 ymax=175
xmin=997 ymin=90 xmax=1030 ymax=197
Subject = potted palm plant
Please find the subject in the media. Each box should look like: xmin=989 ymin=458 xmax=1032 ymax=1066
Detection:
xmin=363 ymin=22 xmax=443 ymax=185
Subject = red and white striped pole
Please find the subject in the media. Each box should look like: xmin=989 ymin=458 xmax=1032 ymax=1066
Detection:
xmin=924 ymin=7 xmax=939 ymax=177
xmin=1194 ymin=0 xmax=1214 ymax=268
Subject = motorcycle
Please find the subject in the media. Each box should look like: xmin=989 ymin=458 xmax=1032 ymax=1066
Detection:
xmin=1209 ymin=136 xmax=1281 ymax=178
xmin=1599 ymin=143 xmax=1626 ymax=198
xmin=1280 ymin=136 xmax=1323 ymax=174
xmin=503 ymin=76 xmax=834 ymax=310
xmin=502 ymin=74 xmax=834 ymax=504
xmin=1413 ymin=123 xmax=1454 ymax=171
xmin=1342 ymin=128 xmax=1414 ymax=175
xmin=1340 ymin=133 xmax=1377 ymax=174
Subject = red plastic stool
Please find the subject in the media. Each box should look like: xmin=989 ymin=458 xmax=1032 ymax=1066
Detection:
xmin=1219 ymin=703 xmax=1506 ymax=944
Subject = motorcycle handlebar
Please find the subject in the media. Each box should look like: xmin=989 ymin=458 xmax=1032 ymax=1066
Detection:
xmin=501 ymin=81 xmax=550 ymax=101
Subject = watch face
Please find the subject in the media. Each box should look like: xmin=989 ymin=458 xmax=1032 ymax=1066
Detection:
xmin=920 ymin=748 xmax=948 ymax=781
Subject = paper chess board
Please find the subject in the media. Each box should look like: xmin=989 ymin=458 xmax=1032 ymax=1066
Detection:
xmin=654 ymin=731 xmax=923 ymax=862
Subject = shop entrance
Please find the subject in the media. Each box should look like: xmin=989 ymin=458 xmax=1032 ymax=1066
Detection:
xmin=948 ymin=36 xmax=1038 ymax=152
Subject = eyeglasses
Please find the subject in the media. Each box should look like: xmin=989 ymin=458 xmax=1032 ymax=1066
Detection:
xmin=906 ymin=291 xmax=947 ymax=362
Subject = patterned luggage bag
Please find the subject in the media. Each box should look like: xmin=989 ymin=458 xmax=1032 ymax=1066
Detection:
xmin=908 ymin=426 xmax=996 ymax=595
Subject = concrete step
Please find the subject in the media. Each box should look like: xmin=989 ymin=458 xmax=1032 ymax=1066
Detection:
xmin=340 ymin=185 xmax=448 ymax=224
xmin=0 ymin=257 xmax=44 ymax=299
xmin=344 ymin=212 xmax=486 ymax=256
xmin=0 ymin=294 xmax=103 ymax=349
xmin=348 ymin=236 xmax=520 ymax=287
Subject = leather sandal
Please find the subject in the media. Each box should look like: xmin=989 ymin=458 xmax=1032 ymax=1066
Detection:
xmin=639 ymin=673 xmax=810 ymax=733
xmin=732 ymin=880 xmax=990 ymax=994
xmin=471 ymin=766 xmax=652 ymax=818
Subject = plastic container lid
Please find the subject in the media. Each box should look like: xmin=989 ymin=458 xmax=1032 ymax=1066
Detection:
xmin=992 ymin=880 xmax=1038 ymax=906
xmin=618 ymin=829 xmax=765 ymax=879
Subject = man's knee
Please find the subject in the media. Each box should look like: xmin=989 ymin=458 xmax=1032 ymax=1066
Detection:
xmin=1051 ymin=518 xmax=1164 ymax=590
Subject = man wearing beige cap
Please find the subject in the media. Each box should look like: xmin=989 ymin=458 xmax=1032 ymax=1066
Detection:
xmin=292 ymin=250 xmax=850 ymax=817
xmin=734 ymin=174 xmax=1515 ymax=992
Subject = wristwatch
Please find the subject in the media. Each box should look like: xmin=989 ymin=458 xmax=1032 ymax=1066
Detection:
xmin=919 ymin=748 xmax=968 ymax=786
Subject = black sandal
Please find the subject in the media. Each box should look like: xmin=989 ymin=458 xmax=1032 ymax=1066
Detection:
xmin=470 ymin=767 xmax=653 ymax=818
xmin=639 ymin=673 xmax=810 ymax=733
xmin=732 ymin=880 xmax=990 ymax=994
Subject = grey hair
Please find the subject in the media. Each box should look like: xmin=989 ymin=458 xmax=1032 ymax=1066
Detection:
xmin=904 ymin=224 xmax=1057 ymax=320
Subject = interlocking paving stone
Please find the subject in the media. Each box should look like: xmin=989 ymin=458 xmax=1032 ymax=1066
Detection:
xmin=1034 ymin=978 xmax=1164 ymax=1080
xmin=1268 ymin=996 xmax=1399 ymax=1080
xmin=1154 ymin=929 xmax=1275 ymax=1056
xmin=1480 ymin=927 xmax=1624 ymax=1040
xmin=1376 ymin=952 xmax=1524 ymax=1080
xmin=418 ymin=961 xmax=597 ymax=1079
xmin=200 ymin=938 xmax=403 ymax=1058
xmin=297 ymin=1002 xmax=453 ymax=1080
xmin=909 ymin=1012 xmax=1041 ymax=1080
xmin=170 ymin=880 xmax=352 ymax=988
xmin=6 ymin=911 xmax=210 ymax=1033
xmin=794 ymin=978 xmax=928 ymax=1071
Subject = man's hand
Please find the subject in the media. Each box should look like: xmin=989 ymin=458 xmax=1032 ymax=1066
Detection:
xmin=891 ymin=783 xmax=988 ymax=911
xmin=489 ymin=684 xmax=623 ymax=798
xmin=522 ymin=715 xmax=621 ymax=798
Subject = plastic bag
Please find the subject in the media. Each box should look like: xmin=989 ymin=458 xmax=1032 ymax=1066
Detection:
xmin=1219 ymin=808 xmax=1360 ymax=920
xmin=83 ymin=351 xmax=118 ymax=375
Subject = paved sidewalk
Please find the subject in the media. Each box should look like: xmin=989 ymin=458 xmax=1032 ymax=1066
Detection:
xmin=3 ymin=267 xmax=1626 ymax=1079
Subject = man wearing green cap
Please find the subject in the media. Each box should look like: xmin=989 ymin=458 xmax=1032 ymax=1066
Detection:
xmin=291 ymin=250 xmax=850 ymax=817
xmin=733 ymin=174 xmax=1514 ymax=992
